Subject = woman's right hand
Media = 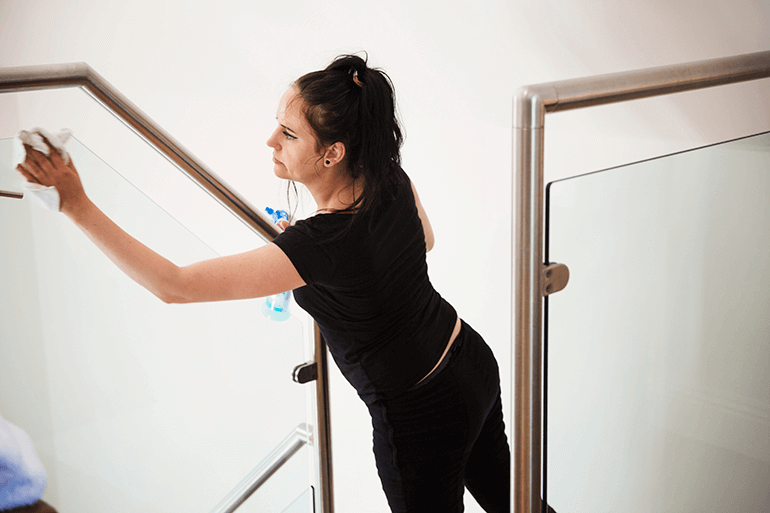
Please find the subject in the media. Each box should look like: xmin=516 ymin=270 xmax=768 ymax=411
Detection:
xmin=14 ymin=135 xmax=306 ymax=305
xmin=16 ymin=138 xmax=89 ymax=218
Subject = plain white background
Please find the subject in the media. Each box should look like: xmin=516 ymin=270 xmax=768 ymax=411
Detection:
xmin=1 ymin=1 xmax=769 ymax=511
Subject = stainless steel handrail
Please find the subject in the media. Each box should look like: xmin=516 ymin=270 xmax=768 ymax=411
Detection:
xmin=0 ymin=63 xmax=279 ymax=240
xmin=210 ymin=423 xmax=312 ymax=513
xmin=0 ymin=63 xmax=333 ymax=513
xmin=512 ymin=50 xmax=770 ymax=513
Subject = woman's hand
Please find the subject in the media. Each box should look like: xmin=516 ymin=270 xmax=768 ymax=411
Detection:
xmin=16 ymin=138 xmax=89 ymax=218
xmin=14 ymin=135 xmax=305 ymax=304
xmin=276 ymin=219 xmax=291 ymax=232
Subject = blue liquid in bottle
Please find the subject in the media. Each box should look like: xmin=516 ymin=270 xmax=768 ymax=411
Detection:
xmin=262 ymin=290 xmax=292 ymax=321
xmin=262 ymin=207 xmax=292 ymax=321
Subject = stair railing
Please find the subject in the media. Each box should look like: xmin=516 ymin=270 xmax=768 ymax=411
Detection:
xmin=0 ymin=62 xmax=333 ymax=513
xmin=512 ymin=50 xmax=770 ymax=513
xmin=211 ymin=423 xmax=312 ymax=513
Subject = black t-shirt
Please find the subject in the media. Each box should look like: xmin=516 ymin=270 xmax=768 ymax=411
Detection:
xmin=272 ymin=170 xmax=457 ymax=403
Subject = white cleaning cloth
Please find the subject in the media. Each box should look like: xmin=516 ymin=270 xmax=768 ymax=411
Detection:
xmin=14 ymin=128 xmax=72 ymax=212
xmin=0 ymin=413 xmax=47 ymax=510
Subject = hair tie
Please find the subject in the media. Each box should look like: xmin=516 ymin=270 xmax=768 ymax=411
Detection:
xmin=352 ymin=70 xmax=364 ymax=88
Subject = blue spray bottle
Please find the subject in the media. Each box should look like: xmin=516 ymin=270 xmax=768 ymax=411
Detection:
xmin=262 ymin=207 xmax=292 ymax=321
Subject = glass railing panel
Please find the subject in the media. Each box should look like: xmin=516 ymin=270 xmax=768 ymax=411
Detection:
xmin=5 ymin=87 xmax=286 ymax=257
xmin=233 ymin=444 xmax=312 ymax=513
xmin=281 ymin=486 xmax=314 ymax=513
xmin=0 ymin=136 xmax=312 ymax=512
xmin=545 ymin=131 xmax=770 ymax=512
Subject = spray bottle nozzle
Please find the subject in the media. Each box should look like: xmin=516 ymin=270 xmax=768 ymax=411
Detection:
xmin=265 ymin=207 xmax=289 ymax=224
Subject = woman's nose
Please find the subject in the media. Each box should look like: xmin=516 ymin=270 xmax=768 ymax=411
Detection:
xmin=266 ymin=128 xmax=280 ymax=149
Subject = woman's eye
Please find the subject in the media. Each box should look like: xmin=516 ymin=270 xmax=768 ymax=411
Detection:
xmin=283 ymin=131 xmax=296 ymax=140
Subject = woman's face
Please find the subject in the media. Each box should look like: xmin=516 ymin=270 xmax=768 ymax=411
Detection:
xmin=266 ymin=87 xmax=323 ymax=185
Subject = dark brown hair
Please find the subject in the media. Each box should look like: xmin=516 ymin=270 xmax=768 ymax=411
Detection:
xmin=294 ymin=53 xmax=404 ymax=215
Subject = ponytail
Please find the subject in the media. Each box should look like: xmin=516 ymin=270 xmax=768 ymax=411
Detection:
xmin=294 ymin=53 xmax=404 ymax=214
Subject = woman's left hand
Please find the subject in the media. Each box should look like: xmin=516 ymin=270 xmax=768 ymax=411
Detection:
xmin=276 ymin=219 xmax=291 ymax=232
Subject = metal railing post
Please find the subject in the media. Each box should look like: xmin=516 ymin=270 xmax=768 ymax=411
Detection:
xmin=512 ymin=85 xmax=555 ymax=513
xmin=314 ymin=325 xmax=334 ymax=513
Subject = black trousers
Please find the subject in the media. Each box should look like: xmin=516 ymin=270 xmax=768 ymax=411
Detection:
xmin=367 ymin=321 xmax=510 ymax=512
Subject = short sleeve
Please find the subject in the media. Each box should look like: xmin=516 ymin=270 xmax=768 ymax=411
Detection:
xmin=271 ymin=217 xmax=338 ymax=285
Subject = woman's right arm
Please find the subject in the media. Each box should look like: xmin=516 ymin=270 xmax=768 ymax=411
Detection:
xmin=18 ymin=143 xmax=305 ymax=304
xmin=410 ymin=180 xmax=435 ymax=252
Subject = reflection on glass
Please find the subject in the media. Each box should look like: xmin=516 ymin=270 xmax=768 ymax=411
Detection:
xmin=545 ymin=132 xmax=770 ymax=512
xmin=0 ymin=138 xmax=311 ymax=512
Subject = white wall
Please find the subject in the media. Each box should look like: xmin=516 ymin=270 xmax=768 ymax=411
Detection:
xmin=1 ymin=1 xmax=768 ymax=511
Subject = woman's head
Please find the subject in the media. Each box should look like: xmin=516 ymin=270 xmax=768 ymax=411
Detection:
xmin=291 ymin=54 xmax=404 ymax=213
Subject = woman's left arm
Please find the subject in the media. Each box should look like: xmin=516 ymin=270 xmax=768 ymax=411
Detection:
xmin=410 ymin=180 xmax=435 ymax=252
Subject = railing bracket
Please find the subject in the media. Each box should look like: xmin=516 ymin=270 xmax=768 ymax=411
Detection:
xmin=292 ymin=361 xmax=317 ymax=384
xmin=1 ymin=190 xmax=24 ymax=200
xmin=542 ymin=262 xmax=569 ymax=296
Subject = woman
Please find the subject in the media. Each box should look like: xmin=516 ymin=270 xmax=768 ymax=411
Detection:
xmin=17 ymin=54 xmax=510 ymax=513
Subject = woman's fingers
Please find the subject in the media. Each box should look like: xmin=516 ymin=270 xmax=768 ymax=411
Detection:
xmin=17 ymin=135 xmax=86 ymax=214
xmin=22 ymin=146 xmax=54 ymax=184
xmin=30 ymin=138 xmax=77 ymax=174
xmin=16 ymin=163 xmax=42 ymax=185
xmin=21 ymin=142 xmax=75 ymax=185
xmin=18 ymin=144 xmax=50 ymax=184
xmin=38 ymin=133 xmax=68 ymax=166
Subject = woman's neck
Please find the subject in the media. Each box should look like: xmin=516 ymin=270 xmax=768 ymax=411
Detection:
xmin=310 ymin=173 xmax=364 ymax=213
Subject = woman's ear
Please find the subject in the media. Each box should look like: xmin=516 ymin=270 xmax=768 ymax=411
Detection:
xmin=324 ymin=142 xmax=346 ymax=167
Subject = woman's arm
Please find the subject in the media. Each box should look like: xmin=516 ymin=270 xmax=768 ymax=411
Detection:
xmin=67 ymin=199 xmax=304 ymax=303
xmin=410 ymin=180 xmax=435 ymax=252
xmin=18 ymin=143 xmax=305 ymax=304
